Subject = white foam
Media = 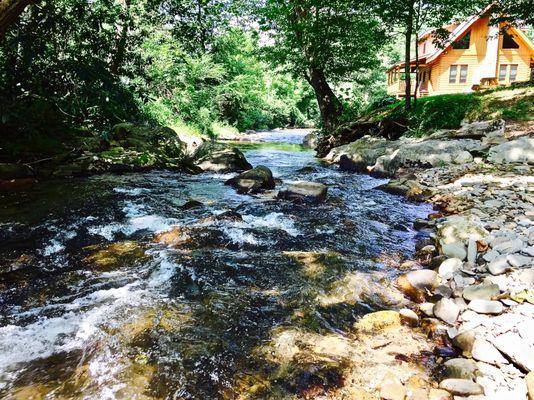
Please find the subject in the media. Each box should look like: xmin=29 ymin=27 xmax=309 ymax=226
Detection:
xmin=220 ymin=227 xmax=260 ymax=245
xmin=241 ymin=212 xmax=300 ymax=236
xmin=113 ymin=187 xmax=148 ymax=196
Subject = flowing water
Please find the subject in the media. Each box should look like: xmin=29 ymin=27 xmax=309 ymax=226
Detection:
xmin=0 ymin=129 xmax=432 ymax=399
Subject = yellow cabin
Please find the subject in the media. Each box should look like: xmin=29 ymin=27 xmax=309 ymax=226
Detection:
xmin=386 ymin=7 xmax=534 ymax=98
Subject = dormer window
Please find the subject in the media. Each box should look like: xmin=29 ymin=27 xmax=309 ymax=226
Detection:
xmin=502 ymin=31 xmax=519 ymax=49
xmin=452 ymin=31 xmax=470 ymax=49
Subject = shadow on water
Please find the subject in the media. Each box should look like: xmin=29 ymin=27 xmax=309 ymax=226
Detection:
xmin=0 ymin=129 xmax=433 ymax=399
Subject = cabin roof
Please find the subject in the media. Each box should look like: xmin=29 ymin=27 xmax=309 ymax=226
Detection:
xmin=387 ymin=4 xmax=534 ymax=72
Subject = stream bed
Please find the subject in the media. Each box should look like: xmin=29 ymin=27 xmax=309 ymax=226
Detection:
xmin=0 ymin=129 xmax=432 ymax=399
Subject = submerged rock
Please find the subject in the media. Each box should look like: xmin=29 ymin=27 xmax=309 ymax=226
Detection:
xmin=277 ymin=181 xmax=327 ymax=203
xmin=225 ymin=165 xmax=275 ymax=194
xmin=353 ymin=310 xmax=401 ymax=333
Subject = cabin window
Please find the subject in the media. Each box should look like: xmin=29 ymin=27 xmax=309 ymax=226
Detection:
xmin=459 ymin=65 xmax=468 ymax=83
xmin=452 ymin=31 xmax=471 ymax=49
xmin=509 ymin=64 xmax=518 ymax=82
xmin=499 ymin=65 xmax=508 ymax=81
xmin=502 ymin=31 xmax=520 ymax=49
xmin=449 ymin=65 xmax=458 ymax=83
xmin=423 ymin=42 xmax=427 ymax=54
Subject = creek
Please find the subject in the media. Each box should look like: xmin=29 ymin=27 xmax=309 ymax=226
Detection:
xmin=0 ymin=129 xmax=431 ymax=399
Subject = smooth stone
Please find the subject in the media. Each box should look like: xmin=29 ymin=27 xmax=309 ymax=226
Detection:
xmin=439 ymin=258 xmax=463 ymax=280
xmin=487 ymin=255 xmax=510 ymax=275
xmin=468 ymin=299 xmax=503 ymax=315
xmin=443 ymin=358 xmax=478 ymax=380
xmin=433 ymin=285 xmax=453 ymax=299
xmin=433 ymin=298 xmax=460 ymax=324
xmin=439 ymin=378 xmax=483 ymax=396
xmin=483 ymin=249 xmax=500 ymax=262
xmin=462 ymin=284 xmax=500 ymax=301
xmin=467 ymin=239 xmax=477 ymax=264
xmin=397 ymin=269 xmax=440 ymax=301
xmin=419 ymin=303 xmax=435 ymax=317
xmin=453 ymin=330 xmax=476 ymax=356
xmin=379 ymin=373 xmax=406 ymax=400
xmin=442 ymin=242 xmax=467 ymax=260
xmin=277 ymin=181 xmax=328 ymax=203
xmin=493 ymin=238 xmax=525 ymax=254
xmin=507 ymin=253 xmax=532 ymax=268
xmin=428 ymin=388 xmax=452 ymax=400
xmin=494 ymin=332 xmax=534 ymax=372
xmin=471 ymin=338 xmax=509 ymax=365
xmin=399 ymin=308 xmax=419 ymax=327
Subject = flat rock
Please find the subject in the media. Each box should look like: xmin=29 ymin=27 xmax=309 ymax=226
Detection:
xmin=487 ymin=256 xmax=510 ymax=275
xmin=471 ymin=338 xmax=509 ymax=365
xmin=277 ymin=181 xmax=327 ymax=203
xmin=488 ymin=137 xmax=534 ymax=164
xmin=494 ymin=332 xmax=534 ymax=372
xmin=468 ymin=299 xmax=503 ymax=314
xmin=507 ymin=253 xmax=532 ymax=268
xmin=442 ymin=242 xmax=467 ymax=260
xmin=433 ymin=298 xmax=460 ymax=324
xmin=493 ymin=238 xmax=525 ymax=254
xmin=462 ymin=284 xmax=500 ymax=301
xmin=439 ymin=378 xmax=483 ymax=396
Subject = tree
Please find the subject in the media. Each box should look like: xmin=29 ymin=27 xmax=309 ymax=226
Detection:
xmin=0 ymin=0 xmax=33 ymax=39
xmin=257 ymin=0 xmax=387 ymax=131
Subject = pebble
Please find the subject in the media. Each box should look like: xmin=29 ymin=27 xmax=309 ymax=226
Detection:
xmin=433 ymin=298 xmax=460 ymax=324
xmin=468 ymin=299 xmax=503 ymax=314
xmin=399 ymin=308 xmax=419 ymax=326
xmin=443 ymin=358 xmax=478 ymax=380
xmin=487 ymin=256 xmax=510 ymax=275
xmin=442 ymin=242 xmax=467 ymax=260
xmin=439 ymin=378 xmax=483 ymax=396
xmin=419 ymin=302 xmax=435 ymax=317
xmin=462 ymin=284 xmax=500 ymax=301
xmin=439 ymin=258 xmax=462 ymax=280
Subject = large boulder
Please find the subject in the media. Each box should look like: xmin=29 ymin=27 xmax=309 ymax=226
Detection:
xmin=194 ymin=142 xmax=252 ymax=172
xmin=325 ymin=136 xmax=396 ymax=173
xmin=487 ymin=137 xmax=534 ymax=164
xmin=225 ymin=165 xmax=275 ymax=194
xmin=315 ymin=121 xmax=379 ymax=158
xmin=277 ymin=181 xmax=327 ymax=203
xmin=302 ymin=131 xmax=319 ymax=149
xmin=372 ymin=138 xmax=483 ymax=176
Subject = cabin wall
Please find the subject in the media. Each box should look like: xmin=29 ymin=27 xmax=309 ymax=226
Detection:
xmin=497 ymin=30 xmax=533 ymax=84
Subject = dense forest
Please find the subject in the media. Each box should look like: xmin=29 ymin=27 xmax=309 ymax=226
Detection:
xmin=0 ymin=0 xmax=531 ymax=147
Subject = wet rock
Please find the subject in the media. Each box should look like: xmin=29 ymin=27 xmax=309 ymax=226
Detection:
xmin=487 ymin=256 xmax=510 ymax=275
xmin=438 ymin=258 xmax=462 ymax=280
xmin=379 ymin=373 xmax=406 ymax=400
xmin=467 ymin=300 xmax=503 ymax=315
xmin=225 ymin=165 xmax=275 ymax=194
xmin=471 ymin=338 xmax=508 ymax=365
xmin=488 ymin=137 xmax=534 ymax=164
xmin=433 ymin=298 xmax=460 ymax=324
xmin=83 ymin=241 xmax=146 ymax=271
xmin=154 ymin=226 xmax=191 ymax=247
xmin=277 ymin=181 xmax=327 ymax=203
xmin=399 ymin=308 xmax=419 ymax=327
xmin=443 ymin=358 xmax=478 ymax=380
xmin=181 ymin=199 xmax=203 ymax=210
xmin=462 ymin=284 xmax=500 ymax=301
xmin=397 ymin=269 xmax=439 ymax=302
xmin=438 ymin=378 xmax=483 ymax=396
xmin=453 ymin=330 xmax=476 ymax=357
xmin=194 ymin=143 xmax=252 ymax=172
xmin=493 ymin=332 xmax=534 ymax=371
xmin=353 ymin=310 xmax=401 ymax=334
xmin=324 ymin=136 xmax=394 ymax=172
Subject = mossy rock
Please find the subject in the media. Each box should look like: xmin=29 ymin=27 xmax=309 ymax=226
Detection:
xmin=353 ymin=310 xmax=401 ymax=334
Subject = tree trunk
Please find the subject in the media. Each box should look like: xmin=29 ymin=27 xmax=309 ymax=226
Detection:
xmin=414 ymin=31 xmax=419 ymax=108
xmin=306 ymin=67 xmax=343 ymax=132
xmin=0 ymin=0 xmax=32 ymax=39
xmin=404 ymin=0 xmax=414 ymax=110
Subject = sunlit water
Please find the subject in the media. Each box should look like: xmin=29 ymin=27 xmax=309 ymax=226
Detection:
xmin=0 ymin=129 xmax=431 ymax=399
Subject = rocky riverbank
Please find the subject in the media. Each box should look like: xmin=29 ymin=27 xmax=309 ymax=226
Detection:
xmin=322 ymin=119 xmax=534 ymax=399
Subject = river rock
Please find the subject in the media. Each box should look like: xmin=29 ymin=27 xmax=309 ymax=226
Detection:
xmin=302 ymin=132 xmax=319 ymax=149
xmin=399 ymin=308 xmax=419 ymax=326
xmin=443 ymin=358 xmax=478 ymax=380
xmin=493 ymin=238 xmax=525 ymax=254
xmin=277 ymin=181 xmax=327 ymax=203
xmin=397 ymin=269 xmax=439 ymax=301
xmin=433 ymin=298 xmax=460 ymax=324
xmin=526 ymin=371 xmax=534 ymax=400
xmin=428 ymin=388 xmax=452 ymax=400
xmin=325 ymin=136 xmax=395 ymax=173
xmin=438 ymin=379 xmax=483 ymax=396
xmin=453 ymin=330 xmax=476 ymax=356
xmin=487 ymin=256 xmax=510 ymax=275
xmin=468 ymin=299 xmax=503 ymax=314
xmin=507 ymin=253 xmax=532 ymax=268
xmin=195 ymin=143 xmax=252 ymax=172
xmin=225 ymin=165 xmax=275 ymax=193
xmin=462 ymin=284 xmax=500 ymax=301
xmin=441 ymin=242 xmax=467 ymax=260
xmin=488 ymin=137 xmax=534 ymax=164
xmin=471 ymin=338 xmax=508 ymax=365
xmin=439 ymin=258 xmax=462 ymax=280
xmin=494 ymin=332 xmax=534 ymax=371
xmin=353 ymin=310 xmax=401 ymax=333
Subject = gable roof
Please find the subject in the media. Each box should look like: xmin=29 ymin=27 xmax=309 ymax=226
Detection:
xmin=387 ymin=4 xmax=534 ymax=72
